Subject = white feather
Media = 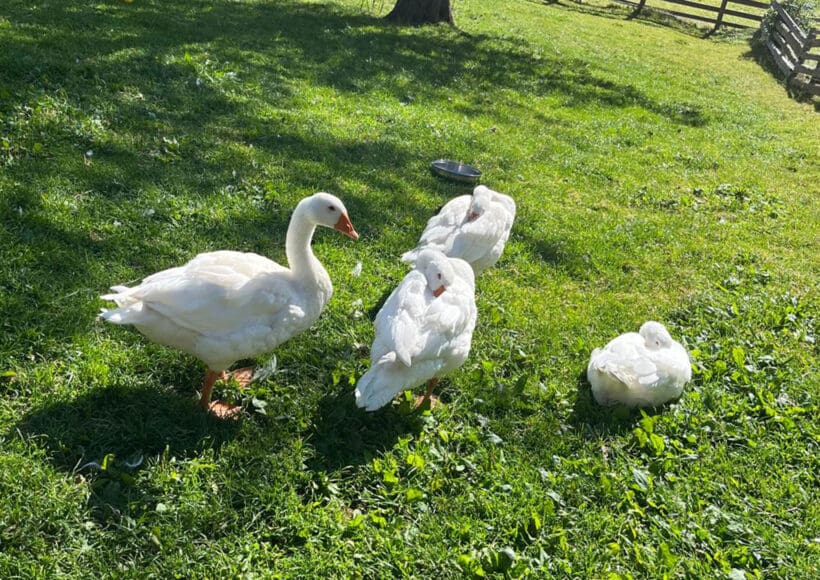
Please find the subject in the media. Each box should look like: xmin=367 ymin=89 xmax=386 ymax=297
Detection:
xmin=355 ymin=251 xmax=477 ymax=411
xmin=100 ymin=193 xmax=356 ymax=373
xmin=401 ymin=185 xmax=516 ymax=274
xmin=587 ymin=322 xmax=692 ymax=407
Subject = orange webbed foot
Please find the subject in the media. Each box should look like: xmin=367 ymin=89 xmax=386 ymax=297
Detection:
xmin=414 ymin=378 xmax=441 ymax=410
xmin=414 ymin=394 xmax=440 ymax=410
xmin=198 ymin=369 xmax=250 ymax=420
xmin=206 ymin=400 xmax=243 ymax=420
xmin=228 ymin=367 xmax=255 ymax=388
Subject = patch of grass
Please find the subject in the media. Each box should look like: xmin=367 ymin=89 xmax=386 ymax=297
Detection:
xmin=1 ymin=0 xmax=818 ymax=577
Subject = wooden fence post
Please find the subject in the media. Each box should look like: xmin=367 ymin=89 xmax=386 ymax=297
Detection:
xmin=713 ymin=0 xmax=730 ymax=32
xmin=630 ymin=0 xmax=647 ymax=19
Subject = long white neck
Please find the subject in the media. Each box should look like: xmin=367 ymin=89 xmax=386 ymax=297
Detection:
xmin=285 ymin=205 xmax=330 ymax=292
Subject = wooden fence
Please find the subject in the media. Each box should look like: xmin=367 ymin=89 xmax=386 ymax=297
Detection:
xmin=614 ymin=0 xmax=819 ymax=96
xmin=764 ymin=2 xmax=819 ymax=95
xmin=622 ymin=0 xmax=769 ymax=30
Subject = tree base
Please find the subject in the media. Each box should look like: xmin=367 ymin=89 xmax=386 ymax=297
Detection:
xmin=384 ymin=0 xmax=454 ymax=26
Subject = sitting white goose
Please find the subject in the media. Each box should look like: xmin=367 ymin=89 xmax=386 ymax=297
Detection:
xmin=355 ymin=249 xmax=477 ymax=411
xmin=101 ymin=192 xmax=358 ymax=418
xmin=587 ymin=321 xmax=692 ymax=408
xmin=401 ymin=185 xmax=516 ymax=274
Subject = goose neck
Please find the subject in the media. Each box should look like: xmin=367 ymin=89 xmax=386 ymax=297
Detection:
xmin=286 ymin=209 xmax=323 ymax=280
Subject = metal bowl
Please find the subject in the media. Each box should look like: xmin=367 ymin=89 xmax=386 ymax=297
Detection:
xmin=429 ymin=159 xmax=481 ymax=184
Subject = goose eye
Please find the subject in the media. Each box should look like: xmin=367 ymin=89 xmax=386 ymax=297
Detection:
xmin=437 ymin=273 xmax=442 ymax=280
xmin=328 ymin=205 xmax=336 ymax=212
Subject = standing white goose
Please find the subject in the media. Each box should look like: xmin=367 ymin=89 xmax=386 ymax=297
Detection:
xmin=587 ymin=321 xmax=691 ymax=408
xmin=401 ymin=185 xmax=516 ymax=274
xmin=355 ymin=249 xmax=477 ymax=411
xmin=101 ymin=192 xmax=358 ymax=418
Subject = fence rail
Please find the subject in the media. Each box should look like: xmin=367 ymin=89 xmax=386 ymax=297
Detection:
xmin=618 ymin=0 xmax=818 ymax=97
xmin=625 ymin=0 xmax=769 ymax=29
xmin=765 ymin=1 xmax=819 ymax=95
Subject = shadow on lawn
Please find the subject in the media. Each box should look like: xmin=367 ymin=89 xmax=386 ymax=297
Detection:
xmin=305 ymin=386 xmax=425 ymax=472
xmin=741 ymin=35 xmax=819 ymax=108
xmin=13 ymin=380 xmax=240 ymax=519
xmin=0 ymin=0 xmax=707 ymax=302
xmin=527 ymin=236 xmax=599 ymax=281
xmin=567 ymin=369 xmax=643 ymax=435
xmin=0 ymin=0 xmax=710 ymax=196
xmin=13 ymin=384 xmax=240 ymax=473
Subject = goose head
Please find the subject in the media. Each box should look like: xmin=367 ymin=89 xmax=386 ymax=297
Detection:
xmin=416 ymin=249 xmax=457 ymax=298
xmin=299 ymin=192 xmax=359 ymax=239
xmin=467 ymin=185 xmax=493 ymax=222
xmin=640 ymin=321 xmax=674 ymax=350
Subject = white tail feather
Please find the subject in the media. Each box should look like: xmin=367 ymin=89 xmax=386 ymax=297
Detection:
xmin=400 ymin=249 xmax=418 ymax=264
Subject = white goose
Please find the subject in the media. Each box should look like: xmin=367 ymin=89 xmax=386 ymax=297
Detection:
xmin=401 ymin=185 xmax=516 ymax=274
xmin=101 ymin=192 xmax=358 ymax=417
xmin=587 ymin=321 xmax=692 ymax=408
xmin=355 ymin=249 xmax=477 ymax=411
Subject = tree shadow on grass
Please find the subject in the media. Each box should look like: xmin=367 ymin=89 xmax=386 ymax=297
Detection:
xmin=1 ymin=0 xmax=711 ymax=177
xmin=0 ymin=0 xmax=711 ymax=219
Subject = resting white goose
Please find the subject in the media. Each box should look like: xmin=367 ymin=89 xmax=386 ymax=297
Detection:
xmin=587 ymin=321 xmax=692 ymax=408
xmin=355 ymin=249 xmax=477 ymax=411
xmin=401 ymin=185 xmax=516 ymax=274
xmin=101 ymin=192 xmax=358 ymax=418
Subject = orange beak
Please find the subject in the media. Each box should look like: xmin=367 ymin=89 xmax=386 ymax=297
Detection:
xmin=334 ymin=213 xmax=359 ymax=240
xmin=433 ymin=285 xmax=446 ymax=298
xmin=467 ymin=211 xmax=479 ymax=222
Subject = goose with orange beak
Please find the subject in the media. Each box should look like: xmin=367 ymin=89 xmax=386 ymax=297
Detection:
xmin=101 ymin=192 xmax=358 ymax=418
xmin=355 ymin=249 xmax=477 ymax=411
xmin=402 ymin=185 xmax=516 ymax=275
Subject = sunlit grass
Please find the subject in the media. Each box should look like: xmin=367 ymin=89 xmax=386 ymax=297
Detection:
xmin=0 ymin=0 xmax=817 ymax=576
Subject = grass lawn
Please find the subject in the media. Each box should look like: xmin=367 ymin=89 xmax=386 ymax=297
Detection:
xmin=1 ymin=0 xmax=818 ymax=576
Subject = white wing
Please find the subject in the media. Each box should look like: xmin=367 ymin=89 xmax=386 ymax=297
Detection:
xmin=588 ymin=333 xmax=654 ymax=385
xmin=491 ymin=191 xmax=516 ymax=221
xmin=423 ymin=284 xmax=476 ymax=339
xmin=449 ymin=200 xmax=513 ymax=266
xmin=102 ymin=251 xmax=291 ymax=337
xmin=355 ymin=262 xmax=477 ymax=411
xmin=373 ymin=270 xmax=428 ymax=366
xmin=401 ymin=196 xmax=472 ymax=261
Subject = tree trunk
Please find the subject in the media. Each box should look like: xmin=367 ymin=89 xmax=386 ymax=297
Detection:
xmin=384 ymin=0 xmax=454 ymax=26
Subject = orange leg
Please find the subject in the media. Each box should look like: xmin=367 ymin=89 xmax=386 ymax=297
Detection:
xmin=415 ymin=377 xmax=440 ymax=410
xmin=199 ymin=369 xmax=245 ymax=419
xmin=199 ymin=369 xmax=223 ymax=410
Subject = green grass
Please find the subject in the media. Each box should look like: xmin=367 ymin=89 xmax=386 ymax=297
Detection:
xmin=1 ymin=0 xmax=818 ymax=576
